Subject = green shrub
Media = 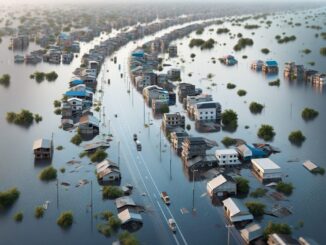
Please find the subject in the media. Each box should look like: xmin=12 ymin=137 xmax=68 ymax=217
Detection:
xmin=311 ymin=167 xmax=325 ymax=175
xmin=263 ymin=222 xmax=291 ymax=239
xmin=244 ymin=24 xmax=260 ymax=29
xmin=186 ymin=124 xmax=191 ymax=130
xmin=233 ymin=38 xmax=253 ymax=51
xmin=250 ymin=188 xmax=267 ymax=198
xmin=57 ymin=211 xmax=73 ymax=229
xmin=45 ymin=71 xmax=58 ymax=81
xmin=71 ymin=134 xmax=82 ymax=146
xmin=221 ymin=137 xmax=236 ymax=147
xmin=54 ymin=108 xmax=61 ymax=115
xmin=0 ymin=188 xmax=20 ymax=209
xmin=97 ymin=223 xmax=112 ymax=237
xmin=100 ymin=211 xmax=113 ymax=221
xmin=14 ymin=211 xmax=23 ymax=222
xmin=109 ymin=215 xmax=121 ymax=231
xmin=302 ymin=48 xmax=311 ymax=54
xmin=277 ymin=35 xmax=296 ymax=44
xmin=288 ymin=130 xmax=306 ymax=146
xmin=226 ymin=83 xmax=236 ymax=89
xmin=35 ymin=206 xmax=45 ymax=218
xmin=257 ymin=124 xmax=275 ymax=141
xmin=276 ymin=182 xmax=293 ymax=195
xmin=34 ymin=114 xmax=43 ymax=123
xmin=39 ymin=166 xmax=57 ymax=181
xmin=269 ymin=79 xmax=280 ymax=86
xmin=6 ymin=109 xmax=34 ymax=126
xmin=56 ymin=145 xmax=63 ymax=150
xmin=102 ymin=186 xmax=124 ymax=199
xmin=60 ymin=167 xmax=65 ymax=173
xmin=53 ymin=100 xmax=61 ymax=108
xmin=234 ymin=177 xmax=249 ymax=194
xmin=320 ymin=47 xmax=326 ymax=56
xmin=119 ymin=231 xmax=140 ymax=245
xmin=301 ymin=108 xmax=319 ymax=121
xmin=0 ymin=74 xmax=10 ymax=87
xmin=261 ymin=48 xmax=270 ymax=54
xmin=90 ymin=149 xmax=107 ymax=163
xmin=189 ymin=38 xmax=205 ymax=48
xmin=246 ymin=201 xmax=265 ymax=217
xmin=249 ymin=102 xmax=264 ymax=114
xmin=237 ymin=89 xmax=247 ymax=96
xmin=190 ymin=53 xmax=196 ymax=58
xmin=216 ymin=28 xmax=230 ymax=34
xmin=196 ymin=28 xmax=204 ymax=35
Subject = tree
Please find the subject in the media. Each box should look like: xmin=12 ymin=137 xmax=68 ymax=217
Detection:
xmin=0 ymin=188 xmax=20 ymax=209
xmin=221 ymin=110 xmax=238 ymax=130
xmin=276 ymin=182 xmax=293 ymax=195
xmin=246 ymin=201 xmax=266 ymax=217
xmin=288 ymin=130 xmax=306 ymax=146
xmin=71 ymin=133 xmax=82 ymax=145
xmin=102 ymin=186 xmax=124 ymax=199
xmin=249 ymin=102 xmax=264 ymax=114
xmin=301 ymin=108 xmax=319 ymax=121
xmin=57 ymin=211 xmax=73 ymax=229
xmin=234 ymin=177 xmax=249 ymax=194
xmin=90 ymin=149 xmax=107 ymax=162
xmin=257 ymin=124 xmax=275 ymax=141
xmin=119 ymin=231 xmax=140 ymax=245
xmin=39 ymin=166 xmax=57 ymax=181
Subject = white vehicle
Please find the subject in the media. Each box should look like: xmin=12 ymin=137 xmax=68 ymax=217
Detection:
xmin=168 ymin=218 xmax=177 ymax=232
xmin=160 ymin=191 xmax=170 ymax=205
xmin=136 ymin=140 xmax=142 ymax=151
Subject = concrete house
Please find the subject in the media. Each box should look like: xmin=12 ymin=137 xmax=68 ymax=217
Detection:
xmin=33 ymin=138 xmax=53 ymax=160
xmin=143 ymin=85 xmax=169 ymax=106
xmin=170 ymin=128 xmax=189 ymax=154
xmin=207 ymin=174 xmax=237 ymax=197
xmin=251 ymin=158 xmax=282 ymax=182
xmin=193 ymin=102 xmax=221 ymax=122
xmin=262 ymin=60 xmax=279 ymax=74
xmin=222 ymin=197 xmax=253 ymax=223
xmin=251 ymin=60 xmax=264 ymax=71
xmin=216 ymin=149 xmax=240 ymax=166
xmin=162 ymin=112 xmax=185 ymax=131
xmin=181 ymin=137 xmax=215 ymax=160
xmin=185 ymin=94 xmax=213 ymax=115
xmin=178 ymin=82 xmax=201 ymax=103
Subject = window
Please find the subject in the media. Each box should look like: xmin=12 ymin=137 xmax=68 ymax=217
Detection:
xmin=205 ymin=112 xmax=208 ymax=114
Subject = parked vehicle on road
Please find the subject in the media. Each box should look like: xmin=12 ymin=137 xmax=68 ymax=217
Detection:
xmin=161 ymin=191 xmax=170 ymax=205
xmin=168 ymin=218 xmax=177 ymax=232
xmin=136 ymin=140 xmax=142 ymax=151
xmin=133 ymin=134 xmax=137 ymax=141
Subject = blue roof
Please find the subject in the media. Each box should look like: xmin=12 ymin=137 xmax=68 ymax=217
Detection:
xmin=246 ymin=144 xmax=267 ymax=158
xmin=71 ymin=79 xmax=84 ymax=85
xmin=265 ymin=60 xmax=278 ymax=66
xmin=65 ymin=91 xmax=86 ymax=97
xmin=132 ymin=49 xmax=145 ymax=57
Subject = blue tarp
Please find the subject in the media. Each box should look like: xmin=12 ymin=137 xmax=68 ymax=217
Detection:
xmin=71 ymin=79 xmax=84 ymax=85
xmin=246 ymin=144 xmax=267 ymax=158
xmin=265 ymin=60 xmax=278 ymax=66
xmin=65 ymin=91 xmax=86 ymax=97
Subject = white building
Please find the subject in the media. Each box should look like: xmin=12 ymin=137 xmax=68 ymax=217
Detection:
xmin=67 ymin=98 xmax=83 ymax=111
xmin=168 ymin=44 xmax=178 ymax=58
xmin=251 ymin=158 xmax=282 ymax=182
xmin=215 ymin=149 xmax=240 ymax=166
xmin=193 ymin=102 xmax=221 ymax=121
xmin=222 ymin=197 xmax=253 ymax=223
xmin=206 ymin=174 xmax=237 ymax=197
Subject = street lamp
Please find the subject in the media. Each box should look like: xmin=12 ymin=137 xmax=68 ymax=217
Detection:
xmin=192 ymin=169 xmax=198 ymax=212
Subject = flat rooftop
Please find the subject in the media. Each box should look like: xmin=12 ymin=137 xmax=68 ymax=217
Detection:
xmin=251 ymin=158 xmax=281 ymax=171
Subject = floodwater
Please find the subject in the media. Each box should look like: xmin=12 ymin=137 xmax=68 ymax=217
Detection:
xmin=0 ymin=6 xmax=325 ymax=245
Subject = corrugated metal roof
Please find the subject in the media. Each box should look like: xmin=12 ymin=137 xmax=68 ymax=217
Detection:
xmin=222 ymin=197 xmax=251 ymax=217
xmin=118 ymin=209 xmax=142 ymax=225
xmin=33 ymin=138 xmax=52 ymax=150
xmin=115 ymin=196 xmax=136 ymax=209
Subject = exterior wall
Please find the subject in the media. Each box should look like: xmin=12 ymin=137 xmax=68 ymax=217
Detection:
xmin=194 ymin=108 xmax=217 ymax=121
xmin=102 ymin=172 xmax=121 ymax=182
xmin=216 ymin=152 xmax=240 ymax=166
xmin=207 ymin=182 xmax=236 ymax=197
xmin=252 ymin=163 xmax=282 ymax=180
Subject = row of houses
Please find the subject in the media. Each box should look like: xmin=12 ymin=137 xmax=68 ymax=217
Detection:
xmin=251 ymin=59 xmax=279 ymax=74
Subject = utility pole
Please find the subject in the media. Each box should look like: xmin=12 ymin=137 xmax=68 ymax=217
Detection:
xmin=90 ymin=180 xmax=93 ymax=232
xmin=143 ymin=100 xmax=145 ymax=126
xmin=192 ymin=169 xmax=198 ymax=212
xmin=56 ymin=178 xmax=59 ymax=209
xmin=108 ymin=119 xmax=110 ymax=135
xmin=169 ymin=145 xmax=172 ymax=180
xmin=118 ymin=141 xmax=120 ymax=166
xmin=159 ymin=128 xmax=162 ymax=161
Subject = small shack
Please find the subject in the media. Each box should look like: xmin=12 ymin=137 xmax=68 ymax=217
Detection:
xmin=118 ymin=208 xmax=143 ymax=230
xmin=222 ymin=197 xmax=253 ymax=224
xmin=240 ymin=223 xmax=263 ymax=244
xmin=207 ymin=174 xmax=237 ymax=197
xmin=115 ymin=196 xmax=137 ymax=212
xmin=33 ymin=138 xmax=53 ymax=160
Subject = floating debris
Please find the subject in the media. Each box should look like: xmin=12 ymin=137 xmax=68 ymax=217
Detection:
xmin=61 ymin=182 xmax=70 ymax=186
xmin=180 ymin=208 xmax=189 ymax=214
xmin=303 ymin=160 xmax=318 ymax=171
xmin=67 ymin=160 xmax=81 ymax=165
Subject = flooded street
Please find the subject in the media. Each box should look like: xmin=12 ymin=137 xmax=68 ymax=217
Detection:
xmin=0 ymin=5 xmax=325 ymax=245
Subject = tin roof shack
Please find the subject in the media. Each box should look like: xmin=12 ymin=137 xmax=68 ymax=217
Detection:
xmin=162 ymin=112 xmax=185 ymax=133
xmin=178 ymin=82 xmax=202 ymax=103
xmin=283 ymin=62 xmax=304 ymax=80
xmin=240 ymin=223 xmax=263 ymax=244
xmin=215 ymin=149 xmax=240 ymax=166
xmin=78 ymin=115 xmax=99 ymax=135
xmin=207 ymin=174 xmax=237 ymax=198
xmin=170 ymin=128 xmax=189 ymax=155
xmin=181 ymin=136 xmax=216 ymax=160
xmin=262 ymin=60 xmax=279 ymax=74
xmin=222 ymin=198 xmax=253 ymax=225
xmin=251 ymin=158 xmax=282 ymax=183
xmin=168 ymin=44 xmax=178 ymax=58
xmin=33 ymin=138 xmax=53 ymax=160
xmin=118 ymin=208 xmax=143 ymax=231
xmin=251 ymin=60 xmax=264 ymax=71
xmin=115 ymin=196 xmax=137 ymax=212
xmin=267 ymin=233 xmax=300 ymax=245
xmin=96 ymin=160 xmax=121 ymax=183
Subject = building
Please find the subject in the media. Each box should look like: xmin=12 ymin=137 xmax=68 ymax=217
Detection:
xmin=220 ymin=55 xmax=238 ymax=66
xmin=33 ymin=138 xmax=53 ymax=160
xmin=167 ymin=68 xmax=181 ymax=81
xmin=251 ymin=158 xmax=282 ymax=182
xmin=181 ymin=137 xmax=215 ymax=160
xmin=168 ymin=44 xmax=178 ymax=58
xmin=215 ymin=149 xmax=240 ymax=166
xmin=115 ymin=196 xmax=137 ymax=212
xmin=185 ymin=154 xmax=218 ymax=171
xmin=304 ymin=69 xmax=318 ymax=82
xmin=240 ymin=223 xmax=263 ymax=244
xmin=185 ymin=94 xmax=213 ymax=114
xmin=267 ymin=233 xmax=300 ymax=245
xmin=222 ymin=197 xmax=253 ymax=223
xmin=236 ymin=144 xmax=253 ymax=161
xmin=251 ymin=60 xmax=264 ymax=71
xmin=162 ymin=112 xmax=185 ymax=131
xmin=262 ymin=60 xmax=279 ymax=74
xmin=118 ymin=208 xmax=143 ymax=229
xmin=143 ymin=85 xmax=169 ymax=106
xmin=12 ymin=35 xmax=29 ymax=50
xmin=170 ymin=128 xmax=189 ymax=154
xmin=312 ymin=73 xmax=325 ymax=86
xmin=283 ymin=62 xmax=304 ymax=80
xmin=178 ymin=82 xmax=201 ymax=103
xmin=193 ymin=101 xmax=221 ymax=121
xmin=206 ymin=174 xmax=237 ymax=197
xmin=96 ymin=159 xmax=121 ymax=182
xmin=78 ymin=115 xmax=99 ymax=135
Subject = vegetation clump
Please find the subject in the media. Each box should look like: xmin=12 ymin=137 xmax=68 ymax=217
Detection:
xmin=102 ymin=186 xmax=124 ymax=199
xmin=0 ymin=74 xmax=10 ymax=87
xmin=119 ymin=231 xmax=140 ymax=245
xmin=54 ymin=108 xmax=61 ymax=115
xmin=302 ymin=48 xmax=311 ymax=54
xmin=221 ymin=110 xmax=238 ymax=131
xmin=320 ymin=47 xmax=326 ymax=56
xmin=301 ymin=108 xmax=319 ymax=121
xmin=269 ymin=79 xmax=280 ymax=86
xmin=257 ymin=124 xmax=275 ymax=141
xmin=35 ymin=206 xmax=45 ymax=218
xmin=34 ymin=114 xmax=43 ymax=123
xmin=263 ymin=222 xmax=291 ymax=239
xmin=53 ymin=100 xmax=61 ymax=108
xmin=14 ymin=211 xmax=23 ymax=222
xmin=244 ymin=24 xmax=260 ymax=29
xmin=45 ymin=71 xmax=58 ymax=81
xmin=6 ymin=109 xmax=35 ymax=127
xmin=237 ymin=89 xmax=247 ymax=96
xmin=57 ymin=211 xmax=73 ymax=229
xmin=234 ymin=177 xmax=249 ymax=194
xmin=311 ymin=167 xmax=325 ymax=175
xmin=31 ymin=71 xmax=58 ymax=82
xmin=249 ymin=102 xmax=264 ymax=114
xmin=233 ymin=38 xmax=254 ymax=51
xmin=189 ymin=38 xmax=205 ymax=48
xmin=216 ymin=28 xmax=230 ymax=34
xmin=200 ymin=38 xmax=215 ymax=50
xmin=246 ymin=201 xmax=266 ymax=217
xmin=277 ymin=35 xmax=296 ymax=44
xmin=90 ymin=149 xmax=108 ymax=163
xmin=276 ymin=182 xmax=294 ymax=195
xmin=56 ymin=145 xmax=64 ymax=151
xmin=196 ymin=28 xmax=204 ymax=35
xmin=261 ymin=48 xmax=270 ymax=54
xmin=250 ymin=188 xmax=267 ymax=198
xmin=288 ymin=130 xmax=306 ymax=146
xmin=39 ymin=166 xmax=57 ymax=181
xmin=71 ymin=133 xmax=82 ymax=146
xmin=226 ymin=83 xmax=236 ymax=89
xmin=221 ymin=136 xmax=237 ymax=148
xmin=0 ymin=188 xmax=20 ymax=209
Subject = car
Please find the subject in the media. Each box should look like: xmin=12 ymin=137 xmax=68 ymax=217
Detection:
xmin=160 ymin=191 xmax=170 ymax=205
xmin=168 ymin=218 xmax=177 ymax=232
xmin=133 ymin=134 xmax=137 ymax=141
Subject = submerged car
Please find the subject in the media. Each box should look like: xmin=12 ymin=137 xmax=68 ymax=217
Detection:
xmin=168 ymin=218 xmax=176 ymax=232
